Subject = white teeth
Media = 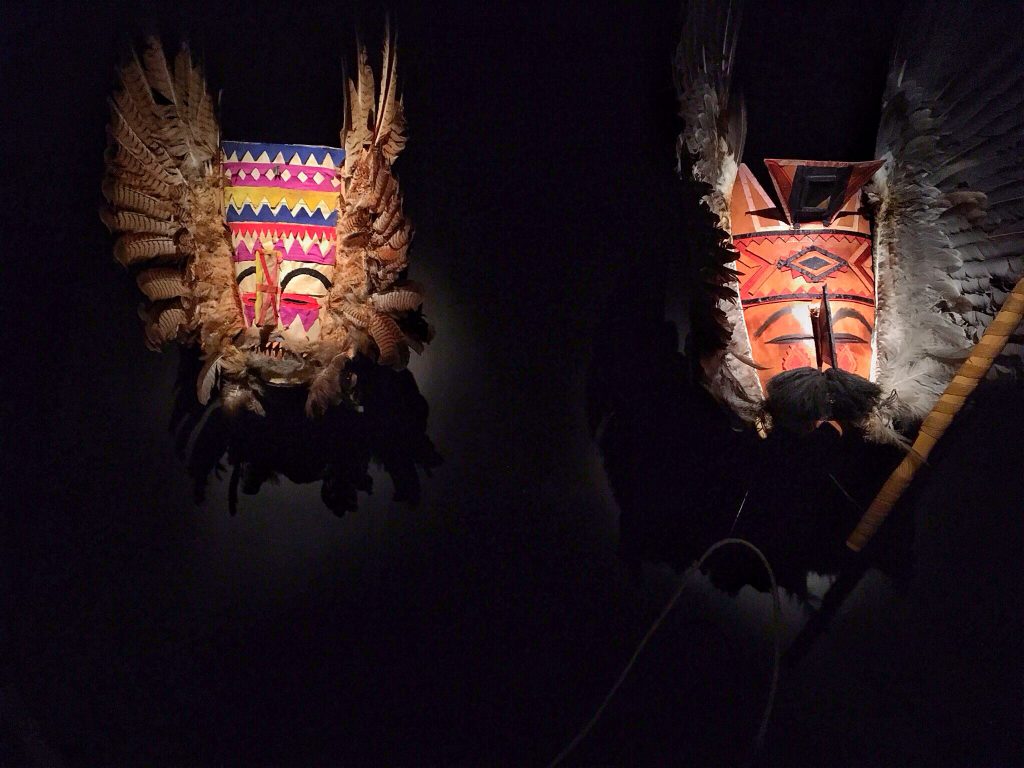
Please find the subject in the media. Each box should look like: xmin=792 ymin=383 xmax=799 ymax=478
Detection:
xmin=253 ymin=339 xmax=298 ymax=359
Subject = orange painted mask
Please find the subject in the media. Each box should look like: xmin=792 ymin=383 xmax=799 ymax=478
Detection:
xmin=728 ymin=160 xmax=884 ymax=405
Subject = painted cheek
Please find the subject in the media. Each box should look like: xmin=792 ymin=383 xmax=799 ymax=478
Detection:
xmin=783 ymin=344 xmax=814 ymax=371
xmin=240 ymin=292 xmax=256 ymax=327
xmin=278 ymin=294 xmax=322 ymax=333
xmin=837 ymin=346 xmax=858 ymax=373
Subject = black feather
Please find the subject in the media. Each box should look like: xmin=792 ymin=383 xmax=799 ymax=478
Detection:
xmin=765 ymin=367 xmax=881 ymax=431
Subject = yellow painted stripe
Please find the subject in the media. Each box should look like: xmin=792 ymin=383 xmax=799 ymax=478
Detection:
xmin=225 ymin=186 xmax=340 ymax=212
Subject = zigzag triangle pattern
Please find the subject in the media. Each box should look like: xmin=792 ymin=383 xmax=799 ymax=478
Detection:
xmin=221 ymin=141 xmax=345 ymax=168
xmin=234 ymin=235 xmax=335 ymax=265
xmin=226 ymin=187 xmax=339 ymax=218
xmin=223 ymin=140 xmax=342 ymax=265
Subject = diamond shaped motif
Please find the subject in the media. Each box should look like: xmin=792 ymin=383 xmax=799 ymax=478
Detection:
xmin=798 ymin=255 xmax=830 ymax=271
xmin=313 ymin=172 xmax=324 ymax=184
xmin=251 ymin=168 xmax=261 ymax=181
xmin=280 ymin=169 xmax=291 ymax=181
xmin=777 ymin=245 xmax=848 ymax=283
xmin=297 ymin=171 xmax=308 ymax=183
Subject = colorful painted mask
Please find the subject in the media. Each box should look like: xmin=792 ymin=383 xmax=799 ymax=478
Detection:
xmin=102 ymin=39 xmax=430 ymax=416
xmin=729 ymin=159 xmax=883 ymax=395
xmin=674 ymin=3 xmax=1023 ymax=443
xmin=223 ymin=142 xmax=344 ymax=375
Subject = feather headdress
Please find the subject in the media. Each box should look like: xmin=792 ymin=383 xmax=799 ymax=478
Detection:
xmin=101 ymin=35 xmax=432 ymax=418
xmin=675 ymin=0 xmax=1023 ymax=443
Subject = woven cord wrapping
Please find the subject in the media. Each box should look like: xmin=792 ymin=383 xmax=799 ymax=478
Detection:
xmin=847 ymin=276 xmax=1024 ymax=552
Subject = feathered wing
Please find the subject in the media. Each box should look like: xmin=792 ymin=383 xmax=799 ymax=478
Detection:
xmin=674 ymin=0 xmax=745 ymax=229
xmin=868 ymin=1 xmax=1024 ymax=442
xmin=674 ymin=0 xmax=761 ymax=422
xmin=101 ymin=38 xmax=240 ymax=358
xmin=326 ymin=34 xmax=429 ymax=376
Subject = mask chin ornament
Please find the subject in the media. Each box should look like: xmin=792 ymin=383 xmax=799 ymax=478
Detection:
xmin=102 ymin=37 xmax=430 ymax=419
xmin=675 ymin=1 xmax=1023 ymax=444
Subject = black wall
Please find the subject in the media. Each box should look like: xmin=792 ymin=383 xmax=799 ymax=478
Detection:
xmin=4 ymin=1 xmax=1021 ymax=765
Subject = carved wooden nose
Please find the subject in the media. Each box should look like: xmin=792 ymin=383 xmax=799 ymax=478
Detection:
xmin=809 ymin=287 xmax=836 ymax=371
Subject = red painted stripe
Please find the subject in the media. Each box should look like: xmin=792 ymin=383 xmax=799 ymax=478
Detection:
xmin=228 ymin=222 xmax=337 ymax=239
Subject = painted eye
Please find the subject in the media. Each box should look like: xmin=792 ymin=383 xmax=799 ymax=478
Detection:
xmin=279 ymin=294 xmax=320 ymax=310
xmin=833 ymin=333 xmax=868 ymax=344
xmin=766 ymin=334 xmax=813 ymax=345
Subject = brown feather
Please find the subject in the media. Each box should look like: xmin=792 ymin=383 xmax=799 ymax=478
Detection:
xmin=142 ymin=37 xmax=177 ymax=105
xmin=374 ymin=29 xmax=397 ymax=142
xmin=374 ymin=28 xmax=407 ymax=162
xmin=109 ymin=107 xmax=179 ymax=184
xmin=142 ymin=302 xmax=189 ymax=347
xmin=339 ymin=301 xmax=373 ymax=329
xmin=100 ymin=208 xmax=176 ymax=235
xmin=388 ymin=223 xmax=411 ymax=250
xmin=114 ymin=233 xmax=179 ymax=265
xmin=107 ymin=148 xmax=175 ymax=198
xmin=196 ymin=354 xmax=223 ymax=404
xmin=372 ymin=190 xmax=403 ymax=237
xmin=119 ymin=56 xmax=156 ymax=112
xmin=110 ymin=87 xmax=156 ymax=151
xmin=173 ymin=46 xmax=192 ymax=115
xmin=103 ymin=40 xmax=232 ymax=358
xmin=368 ymin=311 xmax=407 ymax=368
xmin=102 ymin=178 xmax=174 ymax=218
xmin=371 ymin=287 xmax=423 ymax=313
xmin=195 ymin=89 xmax=218 ymax=152
xmin=342 ymin=45 xmax=375 ymax=173
xmin=136 ymin=267 xmax=188 ymax=300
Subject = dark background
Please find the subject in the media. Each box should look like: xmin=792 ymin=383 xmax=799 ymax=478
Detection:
xmin=3 ymin=1 xmax=1021 ymax=765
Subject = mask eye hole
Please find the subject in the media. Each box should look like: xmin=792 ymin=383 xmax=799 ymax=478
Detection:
xmin=280 ymin=294 xmax=320 ymax=310
xmin=803 ymin=179 xmax=835 ymax=209
xmin=789 ymin=165 xmax=852 ymax=222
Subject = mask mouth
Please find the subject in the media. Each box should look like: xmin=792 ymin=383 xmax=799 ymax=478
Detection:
xmin=763 ymin=366 xmax=881 ymax=433
xmin=238 ymin=335 xmax=315 ymax=385
xmin=253 ymin=339 xmax=295 ymax=360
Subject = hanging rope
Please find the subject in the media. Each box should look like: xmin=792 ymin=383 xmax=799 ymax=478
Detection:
xmin=547 ymin=537 xmax=781 ymax=768
xmin=847 ymin=276 xmax=1024 ymax=552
